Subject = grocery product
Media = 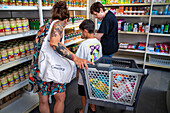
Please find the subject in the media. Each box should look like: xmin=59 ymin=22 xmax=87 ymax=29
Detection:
xmin=19 ymin=43 xmax=26 ymax=58
xmin=10 ymin=19 xmax=18 ymax=34
xmin=1 ymin=47 xmax=9 ymax=64
xmin=7 ymin=46 xmax=15 ymax=62
xmin=1 ymin=75 xmax=9 ymax=90
xmin=0 ymin=20 xmax=5 ymax=36
xmin=3 ymin=19 xmax=11 ymax=35
xmin=16 ymin=18 xmax=23 ymax=33
xmin=13 ymin=44 xmax=21 ymax=59
xmin=7 ymin=72 xmax=15 ymax=87
xmin=13 ymin=70 xmax=20 ymax=84
xmin=18 ymin=68 xmax=25 ymax=81
xmin=24 ymin=65 xmax=29 ymax=79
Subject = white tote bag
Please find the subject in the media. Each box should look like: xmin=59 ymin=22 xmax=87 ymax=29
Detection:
xmin=38 ymin=20 xmax=75 ymax=84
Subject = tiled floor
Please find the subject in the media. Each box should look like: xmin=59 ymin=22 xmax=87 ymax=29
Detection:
xmin=30 ymin=67 xmax=170 ymax=113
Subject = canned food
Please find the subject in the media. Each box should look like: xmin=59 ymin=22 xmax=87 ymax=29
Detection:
xmin=7 ymin=72 xmax=15 ymax=87
xmin=10 ymin=19 xmax=18 ymax=34
xmin=21 ymin=18 xmax=28 ymax=32
xmin=3 ymin=19 xmax=11 ymax=35
xmin=19 ymin=43 xmax=26 ymax=57
xmin=16 ymin=18 xmax=23 ymax=33
xmin=13 ymin=44 xmax=21 ymax=59
xmin=16 ymin=0 xmax=22 ymax=6
xmin=0 ymin=20 xmax=5 ymax=36
xmin=0 ymin=48 xmax=9 ymax=64
xmin=24 ymin=65 xmax=29 ymax=79
xmin=24 ymin=41 xmax=30 ymax=56
xmin=22 ymin=0 xmax=28 ymax=6
xmin=29 ymin=41 xmax=34 ymax=54
xmin=18 ymin=68 xmax=25 ymax=81
xmin=13 ymin=70 xmax=20 ymax=84
xmin=7 ymin=46 xmax=15 ymax=62
xmin=1 ymin=75 xmax=9 ymax=90
xmin=9 ymin=0 xmax=16 ymax=5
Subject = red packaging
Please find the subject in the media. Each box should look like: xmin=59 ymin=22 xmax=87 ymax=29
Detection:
xmin=159 ymin=44 xmax=164 ymax=53
xmin=163 ymin=43 xmax=169 ymax=53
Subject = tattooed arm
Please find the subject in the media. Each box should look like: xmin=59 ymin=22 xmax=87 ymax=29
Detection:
xmin=50 ymin=20 xmax=94 ymax=69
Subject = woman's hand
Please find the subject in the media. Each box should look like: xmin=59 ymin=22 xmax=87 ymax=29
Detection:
xmin=73 ymin=55 xmax=94 ymax=69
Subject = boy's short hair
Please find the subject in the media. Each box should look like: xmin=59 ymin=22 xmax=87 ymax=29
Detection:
xmin=79 ymin=19 xmax=95 ymax=34
xmin=90 ymin=2 xmax=106 ymax=14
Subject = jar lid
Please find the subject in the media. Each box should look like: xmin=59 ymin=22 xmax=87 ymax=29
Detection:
xmin=16 ymin=18 xmax=20 ymax=20
xmin=22 ymin=18 xmax=26 ymax=20
xmin=3 ymin=19 xmax=8 ymax=21
xmin=10 ymin=19 xmax=14 ymax=21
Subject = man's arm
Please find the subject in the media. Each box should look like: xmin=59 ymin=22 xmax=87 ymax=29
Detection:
xmin=50 ymin=21 xmax=94 ymax=69
xmin=94 ymin=33 xmax=104 ymax=40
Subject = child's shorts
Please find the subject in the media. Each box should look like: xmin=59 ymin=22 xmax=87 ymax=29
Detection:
xmin=78 ymin=84 xmax=85 ymax=96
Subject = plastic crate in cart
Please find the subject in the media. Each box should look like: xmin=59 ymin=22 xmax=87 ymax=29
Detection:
xmin=79 ymin=57 xmax=149 ymax=113
xmin=149 ymin=55 xmax=170 ymax=67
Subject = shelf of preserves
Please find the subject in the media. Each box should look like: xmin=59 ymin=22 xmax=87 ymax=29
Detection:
xmin=0 ymin=5 xmax=38 ymax=10
xmin=119 ymin=49 xmax=145 ymax=53
xmin=118 ymin=31 xmax=148 ymax=35
xmin=112 ymin=54 xmax=144 ymax=64
xmin=145 ymin=62 xmax=170 ymax=69
xmin=0 ymin=55 xmax=32 ymax=72
xmin=0 ymin=93 xmax=39 ymax=113
xmin=151 ymin=15 xmax=170 ymax=18
xmin=147 ymin=51 xmax=170 ymax=57
xmin=153 ymin=3 xmax=170 ymax=5
xmin=0 ymin=79 xmax=28 ymax=99
xmin=149 ymin=33 xmax=170 ymax=37
xmin=116 ymin=15 xmax=150 ymax=17
xmin=64 ymin=38 xmax=85 ymax=47
xmin=42 ymin=6 xmax=87 ymax=10
xmin=0 ymin=30 xmax=38 ymax=42
xmin=103 ymin=3 xmax=151 ymax=6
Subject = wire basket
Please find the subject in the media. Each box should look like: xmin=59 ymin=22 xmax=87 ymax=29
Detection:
xmin=149 ymin=55 xmax=170 ymax=67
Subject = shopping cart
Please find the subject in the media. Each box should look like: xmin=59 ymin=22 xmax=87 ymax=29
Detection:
xmin=78 ymin=57 xmax=149 ymax=113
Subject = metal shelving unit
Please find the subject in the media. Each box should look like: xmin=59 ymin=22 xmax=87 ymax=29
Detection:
xmin=0 ymin=5 xmax=38 ymax=10
xmin=116 ymin=15 xmax=150 ymax=17
xmin=153 ymin=2 xmax=170 ymax=5
xmin=64 ymin=38 xmax=85 ymax=47
xmin=147 ymin=52 xmax=170 ymax=57
xmin=0 ymin=55 xmax=32 ymax=72
xmin=119 ymin=49 xmax=145 ymax=53
xmin=149 ymin=33 xmax=170 ymax=37
xmin=151 ymin=15 xmax=170 ymax=18
xmin=42 ymin=6 xmax=87 ymax=10
xmin=103 ymin=3 xmax=151 ymax=6
xmin=0 ymin=30 xmax=38 ymax=42
xmin=119 ymin=31 xmax=148 ymax=35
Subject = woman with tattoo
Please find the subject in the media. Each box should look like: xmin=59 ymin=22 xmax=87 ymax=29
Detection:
xmin=29 ymin=1 xmax=93 ymax=113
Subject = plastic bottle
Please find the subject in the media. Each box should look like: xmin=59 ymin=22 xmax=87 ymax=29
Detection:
xmin=89 ymin=78 xmax=109 ymax=95
xmin=160 ymin=25 xmax=164 ymax=34
xmin=164 ymin=21 xmax=169 ymax=34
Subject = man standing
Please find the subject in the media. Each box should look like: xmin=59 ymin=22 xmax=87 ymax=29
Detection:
xmin=90 ymin=2 xmax=119 ymax=57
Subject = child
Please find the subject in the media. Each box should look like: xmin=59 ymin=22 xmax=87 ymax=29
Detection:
xmin=75 ymin=19 xmax=102 ymax=113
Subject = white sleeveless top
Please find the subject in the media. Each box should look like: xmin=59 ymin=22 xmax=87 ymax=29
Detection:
xmin=38 ymin=20 xmax=75 ymax=83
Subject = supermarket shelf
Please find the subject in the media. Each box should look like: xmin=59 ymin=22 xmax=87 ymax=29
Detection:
xmin=0 ymin=55 xmax=32 ymax=72
xmin=42 ymin=6 xmax=87 ymax=10
xmin=0 ymin=79 xmax=28 ymax=99
xmin=153 ymin=3 xmax=170 ymax=5
xmin=151 ymin=15 xmax=170 ymax=18
xmin=0 ymin=93 xmax=39 ymax=113
xmin=65 ymin=23 xmax=81 ymax=29
xmin=64 ymin=38 xmax=85 ymax=47
xmin=0 ymin=5 xmax=38 ymax=10
xmin=149 ymin=33 xmax=170 ymax=37
xmin=119 ymin=49 xmax=145 ymax=53
xmin=103 ymin=3 xmax=151 ymax=6
xmin=147 ymin=51 xmax=170 ymax=57
xmin=145 ymin=62 xmax=170 ymax=69
xmin=116 ymin=15 xmax=149 ymax=17
xmin=119 ymin=31 xmax=148 ymax=35
xmin=113 ymin=54 xmax=144 ymax=64
xmin=0 ymin=30 xmax=38 ymax=42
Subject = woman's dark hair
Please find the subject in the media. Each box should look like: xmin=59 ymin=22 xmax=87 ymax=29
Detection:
xmin=79 ymin=19 xmax=95 ymax=34
xmin=90 ymin=2 xmax=106 ymax=14
xmin=52 ymin=1 xmax=70 ymax=21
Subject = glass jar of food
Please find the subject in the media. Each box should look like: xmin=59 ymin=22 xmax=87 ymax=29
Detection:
xmin=3 ymin=19 xmax=11 ymax=35
xmin=0 ymin=20 xmax=5 ymax=36
xmin=28 ymin=0 xmax=33 ymax=6
xmin=29 ymin=41 xmax=34 ymax=54
xmin=10 ymin=92 xmax=16 ymax=99
xmin=13 ymin=44 xmax=21 ymax=59
xmin=22 ymin=0 xmax=28 ymax=6
xmin=4 ymin=95 xmax=10 ymax=103
xmin=13 ymin=70 xmax=20 ymax=84
xmin=16 ymin=18 xmax=23 ymax=33
xmin=24 ymin=65 xmax=29 ymax=79
xmin=0 ymin=47 xmax=9 ymax=64
xmin=0 ymin=77 xmax=2 ymax=92
xmin=15 ymin=89 xmax=21 ymax=96
xmin=7 ymin=72 xmax=15 ymax=87
xmin=7 ymin=45 xmax=15 ymax=62
xmin=10 ymin=19 xmax=18 ymax=34
xmin=0 ymin=50 xmax=2 ymax=65
xmin=1 ymin=0 xmax=8 ymax=5
xmin=24 ymin=41 xmax=30 ymax=56
xmin=19 ymin=43 xmax=25 ymax=58
xmin=21 ymin=18 xmax=28 ymax=32
xmin=18 ymin=68 xmax=25 ymax=81
xmin=16 ymin=0 xmax=22 ymax=6
xmin=8 ymin=0 xmax=16 ymax=6
xmin=0 ymin=75 xmax=9 ymax=90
